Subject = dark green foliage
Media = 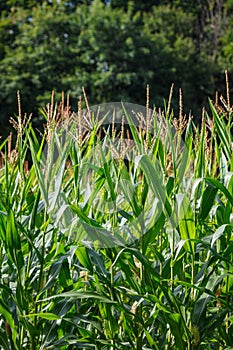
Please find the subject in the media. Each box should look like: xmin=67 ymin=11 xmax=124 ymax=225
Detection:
xmin=0 ymin=0 xmax=233 ymax=139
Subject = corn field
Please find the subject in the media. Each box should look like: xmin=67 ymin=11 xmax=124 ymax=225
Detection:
xmin=0 ymin=82 xmax=232 ymax=349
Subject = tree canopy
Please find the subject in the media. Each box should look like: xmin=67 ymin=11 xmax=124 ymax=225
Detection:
xmin=0 ymin=0 xmax=232 ymax=137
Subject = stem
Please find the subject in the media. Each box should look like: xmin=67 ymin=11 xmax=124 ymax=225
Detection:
xmin=160 ymin=229 xmax=163 ymax=276
xmin=35 ymin=211 xmax=47 ymax=329
xmin=170 ymin=228 xmax=175 ymax=291
xmin=38 ymin=230 xmax=46 ymax=295
xmin=191 ymin=254 xmax=195 ymax=300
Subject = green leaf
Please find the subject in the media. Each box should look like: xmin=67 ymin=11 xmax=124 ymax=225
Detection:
xmin=25 ymin=312 xmax=61 ymax=321
xmin=211 ymin=224 xmax=233 ymax=248
xmin=71 ymin=204 xmax=125 ymax=246
xmin=6 ymin=209 xmax=24 ymax=273
xmin=145 ymin=330 xmax=159 ymax=349
xmin=122 ymin=103 xmax=143 ymax=153
xmin=0 ymin=299 xmax=18 ymax=349
xmin=137 ymin=154 xmax=172 ymax=219
xmin=199 ymin=184 xmax=218 ymax=220
xmin=205 ymin=177 xmax=233 ymax=206
xmin=28 ymin=135 xmax=48 ymax=207
xmin=176 ymin=193 xmax=196 ymax=253
xmin=41 ymin=291 xmax=116 ymax=304
xmin=76 ymin=246 xmax=93 ymax=274
xmin=165 ymin=313 xmax=186 ymax=350
xmin=209 ymin=99 xmax=232 ymax=162
xmin=195 ymin=117 xmax=206 ymax=178
xmin=119 ymin=176 xmax=142 ymax=217
xmin=177 ymin=131 xmax=192 ymax=183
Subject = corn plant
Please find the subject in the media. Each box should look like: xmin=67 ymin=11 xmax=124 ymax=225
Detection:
xmin=0 ymin=85 xmax=232 ymax=350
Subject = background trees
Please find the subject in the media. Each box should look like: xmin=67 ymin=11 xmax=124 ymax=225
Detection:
xmin=0 ymin=0 xmax=232 ymax=138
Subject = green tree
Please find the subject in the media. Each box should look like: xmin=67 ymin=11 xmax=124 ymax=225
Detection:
xmin=110 ymin=0 xmax=160 ymax=12
xmin=0 ymin=0 xmax=155 ymax=131
xmin=72 ymin=0 xmax=154 ymax=104
xmin=219 ymin=0 xmax=233 ymax=68
xmin=0 ymin=0 xmax=232 ymax=139
xmin=0 ymin=1 xmax=84 ymax=131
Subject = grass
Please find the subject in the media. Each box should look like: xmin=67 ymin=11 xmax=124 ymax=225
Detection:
xmin=0 ymin=78 xmax=232 ymax=349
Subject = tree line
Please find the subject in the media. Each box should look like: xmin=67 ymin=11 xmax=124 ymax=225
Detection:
xmin=0 ymin=0 xmax=232 ymax=138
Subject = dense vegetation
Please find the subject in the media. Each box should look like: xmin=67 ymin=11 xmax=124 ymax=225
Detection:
xmin=0 ymin=78 xmax=232 ymax=348
xmin=0 ymin=0 xmax=233 ymax=348
xmin=0 ymin=0 xmax=233 ymax=137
